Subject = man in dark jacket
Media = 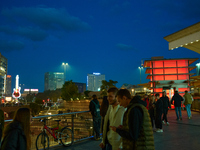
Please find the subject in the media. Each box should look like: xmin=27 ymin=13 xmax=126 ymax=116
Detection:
xmin=155 ymin=93 xmax=163 ymax=132
xmin=89 ymin=94 xmax=101 ymax=140
xmin=171 ymin=91 xmax=183 ymax=120
xmin=110 ymin=89 xmax=155 ymax=150
xmin=160 ymin=91 xmax=171 ymax=125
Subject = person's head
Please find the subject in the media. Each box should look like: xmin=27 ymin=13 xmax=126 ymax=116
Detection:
xmin=155 ymin=93 xmax=160 ymax=100
xmin=144 ymin=94 xmax=148 ymax=98
xmin=162 ymin=91 xmax=166 ymax=96
xmin=185 ymin=90 xmax=188 ymax=93
xmin=107 ymin=87 xmax=118 ymax=105
xmin=6 ymin=107 xmax=31 ymax=149
xmin=116 ymin=89 xmax=132 ymax=108
xmin=175 ymin=91 xmax=178 ymax=94
xmin=92 ymin=94 xmax=97 ymax=100
xmin=150 ymin=95 xmax=155 ymax=102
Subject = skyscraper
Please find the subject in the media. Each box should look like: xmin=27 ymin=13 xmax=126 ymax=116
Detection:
xmin=6 ymin=75 xmax=12 ymax=96
xmin=0 ymin=53 xmax=7 ymax=96
xmin=87 ymin=73 xmax=105 ymax=91
xmin=44 ymin=72 xmax=65 ymax=91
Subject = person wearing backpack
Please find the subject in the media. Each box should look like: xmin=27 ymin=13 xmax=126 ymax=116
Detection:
xmin=89 ymin=94 xmax=101 ymax=140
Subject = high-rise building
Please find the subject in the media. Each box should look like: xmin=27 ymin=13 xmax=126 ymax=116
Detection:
xmin=87 ymin=73 xmax=105 ymax=91
xmin=6 ymin=75 xmax=12 ymax=96
xmin=44 ymin=72 xmax=65 ymax=91
xmin=0 ymin=53 xmax=7 ymax=96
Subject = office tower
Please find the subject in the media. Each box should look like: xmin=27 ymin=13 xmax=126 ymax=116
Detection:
xmin=6 ymin=75 xmax=12 ymax=96
xmin=87 ymin=73 xmax=105 ymax=91
xmin=44 ymin=72 xmax=65 ymax=91
xmin=0 ymin=53 xmax=7 ymax=96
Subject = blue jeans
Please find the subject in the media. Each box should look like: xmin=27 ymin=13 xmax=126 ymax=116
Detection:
xmin=185 ymin=104 xmax=191 ymax=117
xmin=175 ymin=107 xmax=182 ymax=119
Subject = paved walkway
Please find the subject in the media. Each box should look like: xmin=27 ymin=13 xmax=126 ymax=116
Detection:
xmin=51 ymin=109 xmax=200 ymax=150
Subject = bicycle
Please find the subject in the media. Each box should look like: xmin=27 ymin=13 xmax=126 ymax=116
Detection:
xmin=35 ymin=118 xmax=74 ymax=150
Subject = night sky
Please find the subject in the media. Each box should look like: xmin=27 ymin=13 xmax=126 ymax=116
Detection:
xmin=1 ymin=0 xmax=200 ymax=92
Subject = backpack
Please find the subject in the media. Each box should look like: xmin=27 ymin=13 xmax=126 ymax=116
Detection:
xmin=91 ymin=100 xmax=100 ymax=117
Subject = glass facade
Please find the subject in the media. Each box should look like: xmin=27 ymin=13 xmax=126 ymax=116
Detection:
xmin=87 ymin=73 xmax=105 ymax=91
xmin=44 ymin=72 xmax=65 ymax=91
xmin=0 ymin=53 xmax=7 ymax=96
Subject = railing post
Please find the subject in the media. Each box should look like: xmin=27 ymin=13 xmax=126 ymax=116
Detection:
xmin=71 ymin=114 xmax=74 ymax=133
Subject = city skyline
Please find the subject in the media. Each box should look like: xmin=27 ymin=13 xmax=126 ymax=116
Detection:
xmin=1 ymin=0 xmax=200 ymax=92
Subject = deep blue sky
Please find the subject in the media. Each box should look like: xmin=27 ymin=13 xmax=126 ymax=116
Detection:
xmin=1 ymin=0 xmax=200 ymax=92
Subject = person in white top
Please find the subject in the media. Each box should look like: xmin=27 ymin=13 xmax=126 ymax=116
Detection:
xmin=99 ymin=87 xmax=126 ymax=150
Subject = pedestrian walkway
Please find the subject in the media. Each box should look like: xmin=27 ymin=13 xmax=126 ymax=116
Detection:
xmin=51 ymin=109 xmax=200 ymax=150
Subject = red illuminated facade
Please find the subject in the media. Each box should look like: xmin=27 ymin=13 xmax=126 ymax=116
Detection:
xmin=144 ymin=57 xmax=198 ymax=98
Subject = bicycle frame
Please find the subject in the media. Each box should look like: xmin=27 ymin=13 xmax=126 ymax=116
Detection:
xmin=43 ymin=123 xmax=59 ymax=140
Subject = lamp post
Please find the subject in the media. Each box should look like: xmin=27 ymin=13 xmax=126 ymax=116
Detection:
xmin=62 ymin=63 xmax=68 ymax=81
xmin=138 ymin=66 xmax=143 ymax=84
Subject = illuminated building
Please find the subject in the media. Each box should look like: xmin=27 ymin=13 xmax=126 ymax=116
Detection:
xmin=87 ymin=73 xmax=105 ymax=91
xmin=6 ymin=75 xmax=12 ymax=96
xmin=144 ymin=57 xmax=198 ymax=97
xmin=44 ymin=72 xmax=65 ymax=91
xmin=0 ymin=53 xmax=7 ymax=97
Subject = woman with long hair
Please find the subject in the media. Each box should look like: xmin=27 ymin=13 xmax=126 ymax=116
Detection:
xmin=1 ymin=107 xmax=31 ymax=150
xmin=149 ymin=95 xmax=156 ymax=129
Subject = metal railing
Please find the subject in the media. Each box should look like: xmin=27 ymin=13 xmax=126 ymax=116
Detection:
xmin=191 ymin=97 xmax=200 ymax=112
xmin=5 ymin=110 xmax=94 ymax=150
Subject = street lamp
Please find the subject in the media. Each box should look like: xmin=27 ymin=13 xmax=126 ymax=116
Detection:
xmin=138 ymin=66 xmax=143 ymax=84
xmin=62 ymin=63 xmax=68 ymax=81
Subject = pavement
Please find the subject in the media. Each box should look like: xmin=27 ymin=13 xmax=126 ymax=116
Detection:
xmin=50 ymin=109 xmax=200 ymax=150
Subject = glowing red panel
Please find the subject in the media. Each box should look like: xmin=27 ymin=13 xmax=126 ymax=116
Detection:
xmin=178 ymin=88 xmax=189 ymax=92
xmin=164 ymin=68 xmax=177 ymax=74
xmin=178 ymin=68 xmax=188 ymax=74
xmin=154 ymin=88 xmax=163 ymax=93
xmin=153 ymin=75 xmax=164 ymax=80
xmin=177 ymin=60 xmax=188 ymax=67
xmin=153 ymin=61 xmax=163 ymax=68
xmin=164 ymin=75 xmax=177 ymax=80
xmin=153 ymin=69 xmax=163 ymax=74
xmin=164 ymin=60 xmax=177 ymax=67
xmin=178 ymin=75 xmax=189 ymax=80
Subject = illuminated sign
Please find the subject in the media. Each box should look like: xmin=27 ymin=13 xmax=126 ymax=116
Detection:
xmin=24 ymin=89 xmax=38 ymax=92
xmin=7 ymin=75 xmax=11 ymax=78
xmin=93 ymin=72 xmax=101 ymax=75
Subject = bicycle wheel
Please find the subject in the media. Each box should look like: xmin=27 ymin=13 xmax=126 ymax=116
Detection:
xmin=60 ymin=127 xmax=74 ymax=147
xmin=36 ymin=132 xmax=49 ymax=150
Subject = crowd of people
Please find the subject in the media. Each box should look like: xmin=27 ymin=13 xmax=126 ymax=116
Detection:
xmin=89 ymin=89 xmax=194 ymax=150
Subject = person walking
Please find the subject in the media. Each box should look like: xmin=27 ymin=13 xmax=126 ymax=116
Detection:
xmin=160 ymin=91 xmax=171 ymax=125
xmin=1 ymin=107 xmax=31 ymax=150
xmin=99 ymin=87 xmax=126 ymax=150
xmin=89 ymin=94 xmax=101 ymax=140
xmin=110 ymin=89 xmax=155 ymax=150
xmin=171 ymin=91 xmax=184 ymax=120
xmin=149 ymin=95 xmax=156 ymax=129
xmin=183 ymin=91 xmax=193 ymax=119
xmin=155 ymin=93 xmax=163 ymax=132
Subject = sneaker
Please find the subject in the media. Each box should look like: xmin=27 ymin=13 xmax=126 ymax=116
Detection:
xmin=166 ymin=122 xmax=169 ymax=126
xmin=188 ymin=117 xmax=191 ymax=119
xmin=156 ymin=129 xmax=163 ymax=133
xmin=180 ymin=117 xmax=182 ymax=120
xmin=162 ymin=121 xmax=165 ymax=124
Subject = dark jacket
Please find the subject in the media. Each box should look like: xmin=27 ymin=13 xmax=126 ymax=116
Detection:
xmin=171 ymin=93 xmax=183 ymax=107
xmin=160 ymin=96 xmax=171 ymax=109
xmin=1 ymin=121 xmax=27 ymax=150
xmin=89 ymin=99 xmax=100 ymax=117
xmin=116 ymin=96 xmax=147 ymax=141
xmin=155 ymin=98 xmax=163 ymax=113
